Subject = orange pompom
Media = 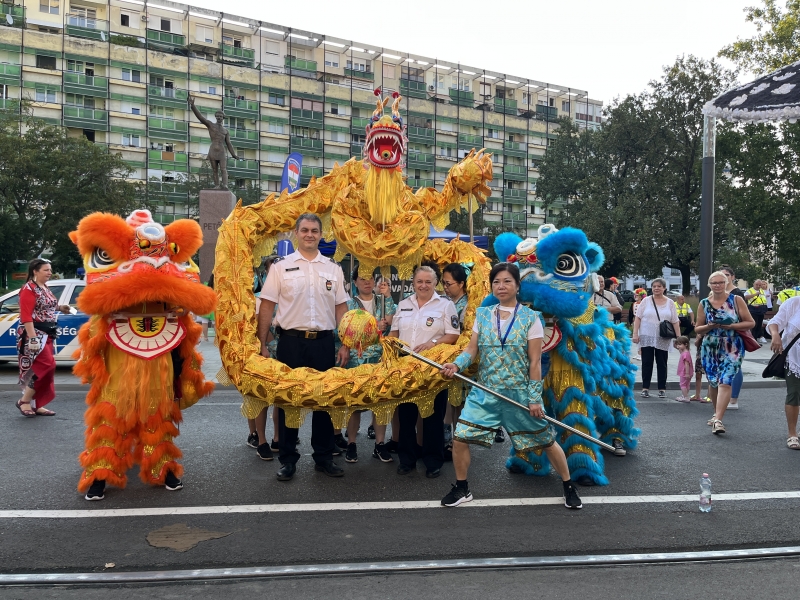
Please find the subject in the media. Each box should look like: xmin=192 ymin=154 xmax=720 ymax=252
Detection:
xmin=338 ymin=309 xmax=380 ymax=357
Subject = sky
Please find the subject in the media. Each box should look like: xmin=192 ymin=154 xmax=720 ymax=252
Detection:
xmin=185 ymin=0 xmax=760 ymax=104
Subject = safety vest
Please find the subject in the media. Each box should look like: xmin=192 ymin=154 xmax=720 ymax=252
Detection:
xmin=746 ymin=288 xmax=767 ymax=306
xmin=778 ymin=288 xmax=800 ymax=304
xmin=674 ymin=302 xmax=691 ymax=318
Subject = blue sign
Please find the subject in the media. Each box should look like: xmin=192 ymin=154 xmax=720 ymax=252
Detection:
xmin=276 ymin=240 xmax=294 ymax=257
xmin=280 ymin=153 xmax=303 ymax=193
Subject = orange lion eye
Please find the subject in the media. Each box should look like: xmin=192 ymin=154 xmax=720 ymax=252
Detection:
xmin=169 ymin=242 xmax=180 ymax=254
xmin=139 ymin=239 xmax=151 ymax=249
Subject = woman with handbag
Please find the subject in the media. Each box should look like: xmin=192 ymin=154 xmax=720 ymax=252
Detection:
xmin=632 ymin=278 xmax=681 ymax=398
xmin=695 ymin=271 xmax=755 ymax=435
xmin=766 ymin=296 xmax=800 ymax=449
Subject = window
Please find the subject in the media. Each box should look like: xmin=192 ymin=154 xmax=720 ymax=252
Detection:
xmin=346 ymin=59 xmax=369 ymax=72
xmin=224 ymin=116 xmax=246 ymax=130
xmin=382 ymin=64 xmax=395 ymax=79
xmin=149 ymin=105 xmax=174 ymax=118
xmin=131 ymin=107 xmax=140 ymax=115
xmin=35 ymin=87 xmax=57 ymax=103
xmin=35 ymin=55 xmax=57 ymax=70
xmin=561 ymin=100 xmax=570 ymax=112
xmin=207 ymin=86 xmax=217 ymax=95
xmin=328 ymin=130 xmax=345 ymax=142
xmin=401 ymin=66 xmax=424 ymax=82
xmin=120 ymin=12 xmax=130 ymax=27
xmin=66 ymin=59 xmax=84 ymax=73
xmin=39 ymin=0 xmax=59 ymax=14
xmin=436 ymin=74 xmax=446 ymax=90
xmin=83 ymin=129 xmax=95 ymax=142
xmin=121 ymin=68 xmax=141 ymax=82
xmin=70 ymin=6 xmax=96 ymax=27
xmin=291 ymin=97 xmax=323 ymax=112
xmin=122 ymin=133 xmax=140 ymax=147
xmin=264 ymin=41 xmax=279 ymax=56
xmin=267 ymin=121 xmax=284 ymax=134
xmin=486 ymin=129 xmax=499 ymax=139
xmin=222 ymin=34 xmax=242 ymax=48
xmin=0 ymin=85 xmax=8 ymax=99
xmin=351 ymin=133 xmax=365 ymax=144
xmin=324 ymin=52 xmax=339 ymax=68
xmin=160 ymin=18 xmax=170 ymax=32
xmin=549 ymin=97 xmax=555 ymax=107
xmin=268 ymin=92 xmax=285 ymax=106
xmin=66 ymin=94 xmax=95 ymax=108
xmin=330 ymin=103 xmax=338 ymax=115
xmin=196 ymin=25 xmax=213 ymax=43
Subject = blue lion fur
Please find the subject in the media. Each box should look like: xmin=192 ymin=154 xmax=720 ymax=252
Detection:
xmin=493 ymin=232 xmax=522 ymax=262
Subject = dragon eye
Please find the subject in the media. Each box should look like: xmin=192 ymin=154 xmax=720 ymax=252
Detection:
xmin=139 ymin=239 xmax=151 ymax=249
xmin=555 ymin=252 xmax=586 ymax=277
xmin=89 ymin=247 xmax=115 ymax=269
xmin=170 ymin=242 xmax=180 ymax=254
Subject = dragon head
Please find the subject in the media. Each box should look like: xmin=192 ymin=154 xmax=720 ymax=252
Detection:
xmin=363 ymin=90 xmax=406 ymax=169
xmin=68 ymin=209 xmax=217 ymax=316
xmin=493 ymin=224 xmax=605 ymax=318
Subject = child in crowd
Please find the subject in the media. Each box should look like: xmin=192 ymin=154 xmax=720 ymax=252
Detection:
xmin=674 ymin=336 xmax=693 ymax=402
xmin=689 ymin=333 xmax=710 ymax=403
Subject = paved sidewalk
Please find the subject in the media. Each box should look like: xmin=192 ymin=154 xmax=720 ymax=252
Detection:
xmin=0 ymin=331 xmax=784 ymax=390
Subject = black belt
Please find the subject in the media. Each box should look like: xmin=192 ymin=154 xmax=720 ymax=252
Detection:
xmin=277 ymin=327 xmax=332 ymax=340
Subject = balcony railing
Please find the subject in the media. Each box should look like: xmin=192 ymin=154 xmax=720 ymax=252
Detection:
xmin=350 ymin=141 xmax=364 ymax=157
xmin=502 ymin=211 xmax=527 ymax=228
xmin=147 ymin=117 xmax=188 ymax=141
xmin=227 ymin=158 xmax=259 ymax=177
xmin=0 ymin=63 xmax=21 ymax=85
xmin=458 ymin=133 xmax=482 ymax=149
xmin=63 ymin=105 xmax=109 ymax=129
xmin=148 ymin=86 xmax=187 ymax=104
xmin=291 ymin=108 xmax=323 ymax=128
xmin=65 ymin=14 xmax=109 ymax=41
xmin=0 ymin=3 xmax=24 ymax=27
xmin=351 ymin=117 xmax=370 ymax=133
xmin=503 ymin=140 xmax=527 ymax=158
xmin=148 ymin=150 xmax=188 ymax=171
xmin=407 ymin=152 xmax=435 ymax=169
xmin=290 ymin=135 xmax=323 ymax=156
xmin=407 ymin=177 xmax=434 ymax=188
xmin=494 ymin=97 xmax=518 ymax=115
xmin=223 ymin=96 xmax=258 ymax=112
xmin=448 ymin=88 xmax=474 ymax=107
xmin=219 ymin=43 xmax=255 ymax=66
xmin=64 ymin=72 xmax=108 ymax=97
xmin=407 ymin=126 xmax=435 ymax=143
xmin=344 ymin=67 xmax=374 ymax=81
xmin=148 ymin=182 xmax=188 ymax=200
xmin=400 ymin=79 xmax=427 ymax=99
xmin=0 ymin=99 xmax=19 ymax=111
xmin=502 ymin=188 xmax=527 ymax=202
xmin=535 ymin=105 xmax=558 ymax=121
xmin=284 ymin=56 xmax=317 ymax=73
xmin=146 ymin=29 xmax=186 ymax=48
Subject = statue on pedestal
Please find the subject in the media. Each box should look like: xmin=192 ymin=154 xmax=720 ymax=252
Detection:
xmin=188 ymin=95 xmax=239 ymax=189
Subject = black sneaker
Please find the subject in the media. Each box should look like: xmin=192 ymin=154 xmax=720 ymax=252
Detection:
xmin=257 ymin=443 xmax=274 ymax=461
xmin=165 ymin=471 xmax=183 ymax=491
xmin=85 ymin=479 xmax=105 ymax=501
xmin=441 ymin=483 xmax=473 ymax=507
xmin=372 ymin=442 xmax=393 ymax=463
xmin=367 ymin=425 xmax=376 ymax=439
xmin=384 ymin=439 xmax=399 ymax=453
xmin=271 ymin=440 xmax=280 ymax=452
xmin=334 ymin=433 xmax=348 ymax=450
xmin=494 ymin=428 xmax=505 ymax=443
xmin=345 ymin=443 xmax=358 ymax=463
xmin=246 ymin=432 xmax=259 ymax=449
xmin=563 ymin=481 xmax=582 ymax=509
xmin=612 ymin=439 xmax=626 ymax=457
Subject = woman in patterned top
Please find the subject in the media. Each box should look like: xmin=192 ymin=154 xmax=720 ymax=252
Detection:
xmin=15 ymin=259 xmax=71 ymax=417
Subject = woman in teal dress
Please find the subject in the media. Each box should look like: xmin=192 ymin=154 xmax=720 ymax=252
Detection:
xmin=341 ymin=265 xmax=396 ymax=464
xmin=440 ymin=262 xmax=583 ymax=509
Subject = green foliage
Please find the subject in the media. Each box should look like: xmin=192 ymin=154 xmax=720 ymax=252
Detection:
xmin=110 ymin=34 xmax=144 ymax=48
xmin=447 ymin=206 xmax=506 ymax=261
xmin=0 ymin=103 xmax=145 ymax=280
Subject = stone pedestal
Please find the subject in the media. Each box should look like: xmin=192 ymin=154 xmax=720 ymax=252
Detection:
xmin=198 ymin=189 xmax=235 ymax=284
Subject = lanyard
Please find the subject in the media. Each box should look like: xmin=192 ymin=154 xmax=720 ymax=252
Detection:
xmin=496 ymin=303 xmax=520 ymax=349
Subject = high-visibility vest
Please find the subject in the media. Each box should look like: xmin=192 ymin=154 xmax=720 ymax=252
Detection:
xmin=778 ymin=288 xmax=800 ymax=304
xmin=674 ymin=302 xmax=692 ymax=318
xmin=746 ymin=288 xmax=767 ymax=306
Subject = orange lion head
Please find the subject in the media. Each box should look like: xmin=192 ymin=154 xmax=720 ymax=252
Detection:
xmin=69 ymin=209 xmax=217 ymax=316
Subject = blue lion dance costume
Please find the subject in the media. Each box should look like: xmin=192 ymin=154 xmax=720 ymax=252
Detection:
xmin=484 ymin=224 xmax=639 ymax=486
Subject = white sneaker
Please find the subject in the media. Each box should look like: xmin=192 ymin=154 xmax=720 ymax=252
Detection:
xmin=757 ymin=337 xmax=767 ymax=344
xmin=728 ymin=401 xmax=739 ymax=410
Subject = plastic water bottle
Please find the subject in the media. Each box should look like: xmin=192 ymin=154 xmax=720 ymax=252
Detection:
xmin=699 ymin=473 xmax=712 ymax=512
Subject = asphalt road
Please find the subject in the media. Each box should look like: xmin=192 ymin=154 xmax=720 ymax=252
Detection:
xmin=1 ymin=385 xmax=799 ymax=580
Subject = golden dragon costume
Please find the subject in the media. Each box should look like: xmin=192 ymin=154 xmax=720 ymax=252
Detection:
xmin=70 ymin=209 xmax=216 ymax=499
xmin=215 ymin=91 xmax=493 ymax=428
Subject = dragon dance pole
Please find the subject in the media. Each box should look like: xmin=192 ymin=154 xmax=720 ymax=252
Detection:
xmin=400 ymin=345 xmax=619 ymax=454
xmin=468 ymin=193 xmax=474 ymax=244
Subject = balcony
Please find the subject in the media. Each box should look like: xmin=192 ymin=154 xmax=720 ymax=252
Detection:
xmin=219 ymin=43 xmax=254 ymax=67
xmin=503 ymin=164 xmax=527 ymax=182
xmin=289 ymin=135 xmax=323 ymax=157
xmin=407 ymin=126 xmax=434 ymax=144
xmin=65 ymin=14 xmax=109 ymax=41
xmin=502 ymin=211 xmax=527 ymax=229
xmin=406 ymin=152 xmax=435 ymax=170
xmin=0 ymin=99 xmax=19 ymax=111
xmin=147 ymin=117 xmax=188 ymax=141
xmin=350 ymin=141 xmax=363 ymax=157
xmin=300 ymin=166 xmax=324 ymax=186
xmin=0 ymin=4 xmax=24 ymax=27
xmin=400 ymin=79 xmax=426 ymax=99
xmin=147 ymin=149 xmax=188 ymax=172
xmin=448 ymin=88 xmax=474 ymax=107
xmin=148 ymin=181 xmax=188 ymax=202
xmin=63 ymin=106 xmax=109 ymax=130
xmin=284 ymin=56 xmax=317 ymax=74
xmin=458 ymin=133 xmax=482 ymax=150
xmin=64 ymin=73 xmax=108 ymax=97
xmin=229 ymin=128 xmax=259 ymax=149
xmin=344 ymin=67 xmax=374 ymax=81
xmin=502 ymin=188 xmax=527 ymax=203
xmin=407 ymin=177 xmax=434 ymax=188
xmin=148 ymin=86 xmax=188 ymax=109
xmin=494 ymin=97 xmax=518 ymax=115
xmin=0 ymin=63 xmax=21 ymax=86
xmin=223 ymin=96 xmax=259 ymax=119
xmin=146 ymin=29 xmax=186 ymax=50
xmin=351 ymin=117 xmax=370 ymax=134
xmin=535 ymin=105 xmax=558 ymax=121
xmin=291 ymin=108 xmax=323 ymax=129
xmin=503 ymin=140 xmax=527 ymax=158
xmin=227 ymin=158 xmax=259 ymax=178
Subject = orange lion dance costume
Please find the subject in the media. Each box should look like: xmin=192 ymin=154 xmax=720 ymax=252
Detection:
xmin=69 ymin=209 xmax=217 ymax=500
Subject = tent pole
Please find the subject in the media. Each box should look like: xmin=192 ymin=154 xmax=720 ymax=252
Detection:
xmin=699 ymin=115 xmax=716 ymax=299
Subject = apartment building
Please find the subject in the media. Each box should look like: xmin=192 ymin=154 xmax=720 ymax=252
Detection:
xmin=0 ymin=0 xmax=603 ymax=234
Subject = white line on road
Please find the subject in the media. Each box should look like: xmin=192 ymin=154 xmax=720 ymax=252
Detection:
xmin=3 ymin=491 xmax=800 ymax=519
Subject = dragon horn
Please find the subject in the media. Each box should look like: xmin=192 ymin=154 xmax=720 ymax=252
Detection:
xmin=391 ymin=93 xmax=403 ymax=119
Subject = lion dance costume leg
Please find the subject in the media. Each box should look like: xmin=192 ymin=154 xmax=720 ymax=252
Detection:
xmin=70 ymin=210 xmax=216 ymax=498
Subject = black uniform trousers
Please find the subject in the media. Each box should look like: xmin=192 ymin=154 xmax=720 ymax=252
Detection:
xmin=750 ymin=305 xmax=767 ymax=339
xmin=276 ymin=334 xmax=335 ymax=466
xmin=397 ymin=388 xmax=448 ymax=471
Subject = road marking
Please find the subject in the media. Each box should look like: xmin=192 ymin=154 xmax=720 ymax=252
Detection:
xmin=3 ymin=491 xmax=800 ymax=519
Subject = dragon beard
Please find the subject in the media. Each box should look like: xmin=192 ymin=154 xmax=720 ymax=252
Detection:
xmin=364 ymin=166 xmax=405 ymax=228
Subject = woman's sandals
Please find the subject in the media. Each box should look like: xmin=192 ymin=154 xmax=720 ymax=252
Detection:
xmin=787 ymin=436 xmax=800 ymax=450
xmin=15 ymin=399 xmax=36 ymax=418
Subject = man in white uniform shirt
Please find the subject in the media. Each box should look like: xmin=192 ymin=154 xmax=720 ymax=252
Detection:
xmin=258 ymin=213 xmax=351 ymax=481
xmin=593 ymin=275 xmax=622 ymax=316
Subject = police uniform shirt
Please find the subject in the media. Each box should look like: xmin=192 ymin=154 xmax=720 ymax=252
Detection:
xmin=259 ymin=251 xmax=349 ymax=331
xmin=392 ymin=293 xmax=460 ymax=348
xmin=593 ymin=290 xmax=621 ymax=310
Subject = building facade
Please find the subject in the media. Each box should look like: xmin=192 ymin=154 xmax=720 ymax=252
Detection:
xmin=0 ymin=0 xmax=603 ymax=234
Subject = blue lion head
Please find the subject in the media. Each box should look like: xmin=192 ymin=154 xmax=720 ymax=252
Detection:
xmin=489 ymin=225 xmax=605 ymax=318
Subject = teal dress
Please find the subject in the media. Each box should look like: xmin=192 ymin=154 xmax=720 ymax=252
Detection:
xmin=454 ymin=305 xmax=555 ymax=451
xmin=452 ymin=294 xmax=468 ymax=331
xmin=344 ymin=293 xmax=396 ymax=367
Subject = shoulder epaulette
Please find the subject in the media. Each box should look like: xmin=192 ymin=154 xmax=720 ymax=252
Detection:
xmin=273 ymin=256 xmax=284 ymax=263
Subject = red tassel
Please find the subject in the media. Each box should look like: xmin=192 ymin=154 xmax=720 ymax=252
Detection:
xmin=374 ymin=88 xmax=382 ymax=96
xmin=392 ymin=91 xmax=400 ymax=99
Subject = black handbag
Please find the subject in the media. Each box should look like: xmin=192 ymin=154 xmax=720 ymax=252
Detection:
xmin=652 ymin=298 xmax=677 ymax=339
xmin=763 ymin=331 xmax=800 ymax=379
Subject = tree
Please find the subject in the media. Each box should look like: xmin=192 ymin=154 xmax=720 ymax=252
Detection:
xmin=538 ymin=56 xmax=738 ymax=293
xmin=447 ymin=206 xmax=507 ymax=261
xmin=0 ymin=104 xmax=145 ymax=279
